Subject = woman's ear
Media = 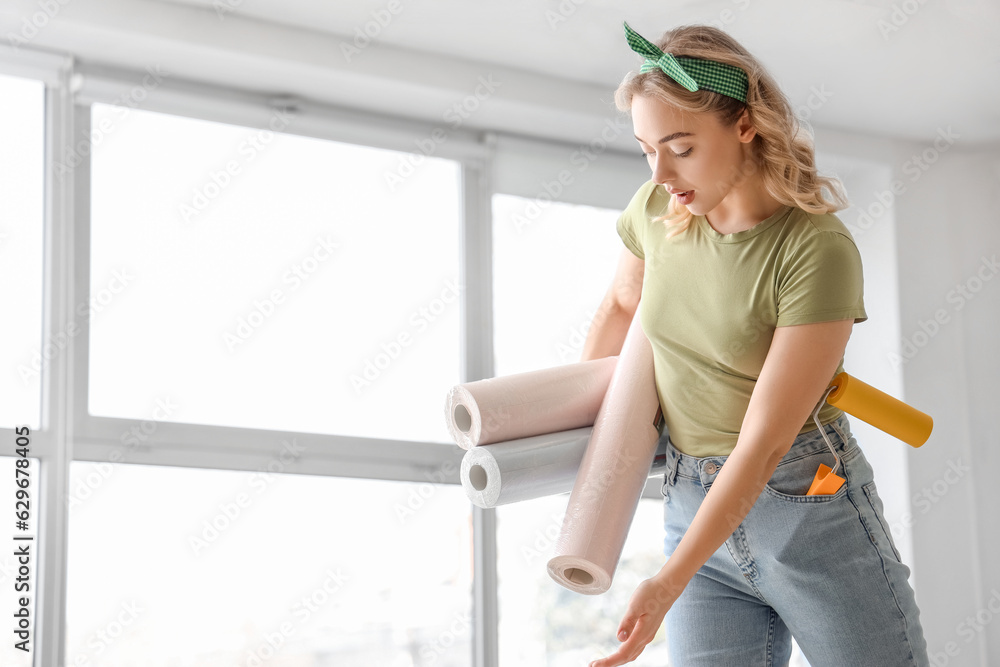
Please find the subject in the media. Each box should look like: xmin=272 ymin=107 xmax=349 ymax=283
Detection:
xmin=735 ymin=108 xmax=757 ymax=143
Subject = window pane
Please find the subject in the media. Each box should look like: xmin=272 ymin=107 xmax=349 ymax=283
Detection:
xmin=491 ymin=194 xmax=622 ymax=376
xmin=496 ymin=495 xmax=669 ymax=666
xmin=89 ymin=105 xmax=461 ymax=443
xmin=66 ymin=461 xmax=473 ymax=665
xmin=0 ymin=74 xmax=44 ymax=430
xmin=0 ymin=455 xmax=38 ymax=667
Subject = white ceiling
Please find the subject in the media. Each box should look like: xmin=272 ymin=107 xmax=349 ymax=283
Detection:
xmin=1 ymin=0 xmax=997 ymax=147
xmin=149 ymin=0 xmax=1000 ymax=146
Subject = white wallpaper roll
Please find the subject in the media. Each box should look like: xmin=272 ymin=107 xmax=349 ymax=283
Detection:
xmin=460 ymin=428 xmax=668 ymax=509
xmin=547 ymin=303 xmax=662 ymax=595
xmin=443 ymin=356 xmax=617 ymax=449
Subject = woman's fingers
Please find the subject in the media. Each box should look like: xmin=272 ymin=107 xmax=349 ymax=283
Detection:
xmin=617 ymin=611 xmax=638 ymax=640
xmin=590 ymin=614 xmax=653 ymax=667
xmin=591 ymin=576 xmax=679 ymax=667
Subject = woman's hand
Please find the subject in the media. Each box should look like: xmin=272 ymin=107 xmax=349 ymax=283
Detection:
xmin=588 ymin=572 xmax=685 ymax=667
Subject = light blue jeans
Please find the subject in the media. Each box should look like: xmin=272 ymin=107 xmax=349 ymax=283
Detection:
xmin=659 ymin=413 xmax=930 ymax=666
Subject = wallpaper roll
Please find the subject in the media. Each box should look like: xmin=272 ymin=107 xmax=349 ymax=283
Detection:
xmin=443 ymin=356 xmax=617 ymax=449
xmin=827 ymin=371 xmax=933 ymax=447
xmin=547 ymin=303 xmax=662 ymax=595
xmin=461 ymin=428 xmax=669 ymax=509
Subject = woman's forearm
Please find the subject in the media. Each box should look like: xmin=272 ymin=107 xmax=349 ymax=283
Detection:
xmin=652 ymin=436 xmax=784 ymax=592
xmin=579 ymin=299 xmax=635 ymax=362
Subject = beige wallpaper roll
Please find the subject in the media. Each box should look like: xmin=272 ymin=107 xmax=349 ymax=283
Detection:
xmin=547 ymin=303 xmax=662 ymax=594
xmin=460 ymin=428 xmax=668 ymax=509
xmin=443 ymin=356 xmax=617 ymax=449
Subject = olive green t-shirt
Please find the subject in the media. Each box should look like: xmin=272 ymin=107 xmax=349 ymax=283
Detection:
xmin=616 ymin=179 xmax=868 ymax=457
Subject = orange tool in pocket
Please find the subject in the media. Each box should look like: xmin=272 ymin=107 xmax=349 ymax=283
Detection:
xmin=806 ymin=385 xmax=845 ymax=496
xmin=806 ymin=373 xmax=935 ymax=496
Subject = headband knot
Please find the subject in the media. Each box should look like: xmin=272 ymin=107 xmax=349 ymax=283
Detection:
xmin=623 ymin=21 xmax=749 ymax=104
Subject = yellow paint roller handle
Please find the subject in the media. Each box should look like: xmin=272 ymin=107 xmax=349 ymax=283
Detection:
xmin=827 ymin=372 xmax=933 ymax=447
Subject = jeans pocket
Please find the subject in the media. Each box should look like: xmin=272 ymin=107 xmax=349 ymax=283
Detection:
xmin=763 ymin=447 xmax=848 ymax=503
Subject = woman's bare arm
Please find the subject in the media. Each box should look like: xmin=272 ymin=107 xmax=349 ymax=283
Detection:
xmin=580 ymin=247 xmax=644 ymax=361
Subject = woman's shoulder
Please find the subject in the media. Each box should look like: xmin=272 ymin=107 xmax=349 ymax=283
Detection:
xmin=772 ymin=207 xmax=864 ymax=271
xmin=784 ymin=206 xmax=858 ymax=245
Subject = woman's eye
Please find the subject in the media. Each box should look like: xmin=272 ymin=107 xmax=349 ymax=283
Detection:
xmin=640 ymin=148 xmax=692 ymax=158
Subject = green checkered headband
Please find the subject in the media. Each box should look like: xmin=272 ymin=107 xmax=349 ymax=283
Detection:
xmin=623 ymin=21 xmax=748 ymax=104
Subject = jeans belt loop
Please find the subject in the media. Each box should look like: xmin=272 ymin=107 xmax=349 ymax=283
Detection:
xmin=667 ymin=448 xmax=680 ymax=487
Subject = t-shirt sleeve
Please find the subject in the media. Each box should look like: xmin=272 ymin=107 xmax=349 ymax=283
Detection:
xmin=615 ymin=181 xmax=653 ymax=260
xmin=776 ymin=230 xmax=868 ymax=327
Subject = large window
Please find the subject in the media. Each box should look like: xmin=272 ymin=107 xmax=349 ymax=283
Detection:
xmin=88 ymin=104 xmax=462 ymax=444
xmin=65 ymin=460 xmax=473 ymax=665
xmin=0 ymin=73 xmax=45 ymax=431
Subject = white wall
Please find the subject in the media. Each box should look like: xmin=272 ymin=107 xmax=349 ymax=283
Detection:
xmin=893 ymin=145 xmax=1000 ymax=667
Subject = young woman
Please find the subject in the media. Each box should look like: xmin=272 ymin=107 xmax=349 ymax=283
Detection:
xmin=581 ymin=22 xmax=931 ymax=667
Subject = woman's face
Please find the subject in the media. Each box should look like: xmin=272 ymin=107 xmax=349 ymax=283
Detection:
xmin=631 ymin=94 xmax=756 ymax=217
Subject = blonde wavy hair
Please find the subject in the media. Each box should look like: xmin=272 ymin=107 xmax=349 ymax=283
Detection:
xmin=614 ymin=24 xmax=848 ymax=238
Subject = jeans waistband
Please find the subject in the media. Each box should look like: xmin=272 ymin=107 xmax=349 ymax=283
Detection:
xmin=661 ymin=412 xmax=853 ymax=489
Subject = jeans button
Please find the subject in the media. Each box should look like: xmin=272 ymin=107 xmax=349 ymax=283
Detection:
xmin=705 ymin=462 xmax=718 ymax=474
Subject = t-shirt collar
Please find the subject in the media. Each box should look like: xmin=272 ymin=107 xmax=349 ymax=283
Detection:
xmin=696 ymin=204 xmax=794 ymax=244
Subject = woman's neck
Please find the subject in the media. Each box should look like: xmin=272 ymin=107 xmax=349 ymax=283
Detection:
xmin=704 ymin=172 xmax=784 ymax=235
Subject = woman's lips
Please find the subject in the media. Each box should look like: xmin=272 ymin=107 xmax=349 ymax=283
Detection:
xmin=669 ymin=189 xmax=694 ymax=205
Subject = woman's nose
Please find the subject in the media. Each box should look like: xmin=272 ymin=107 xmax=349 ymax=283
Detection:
xmin=651 ymin=156 xmax=676 ymax=185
